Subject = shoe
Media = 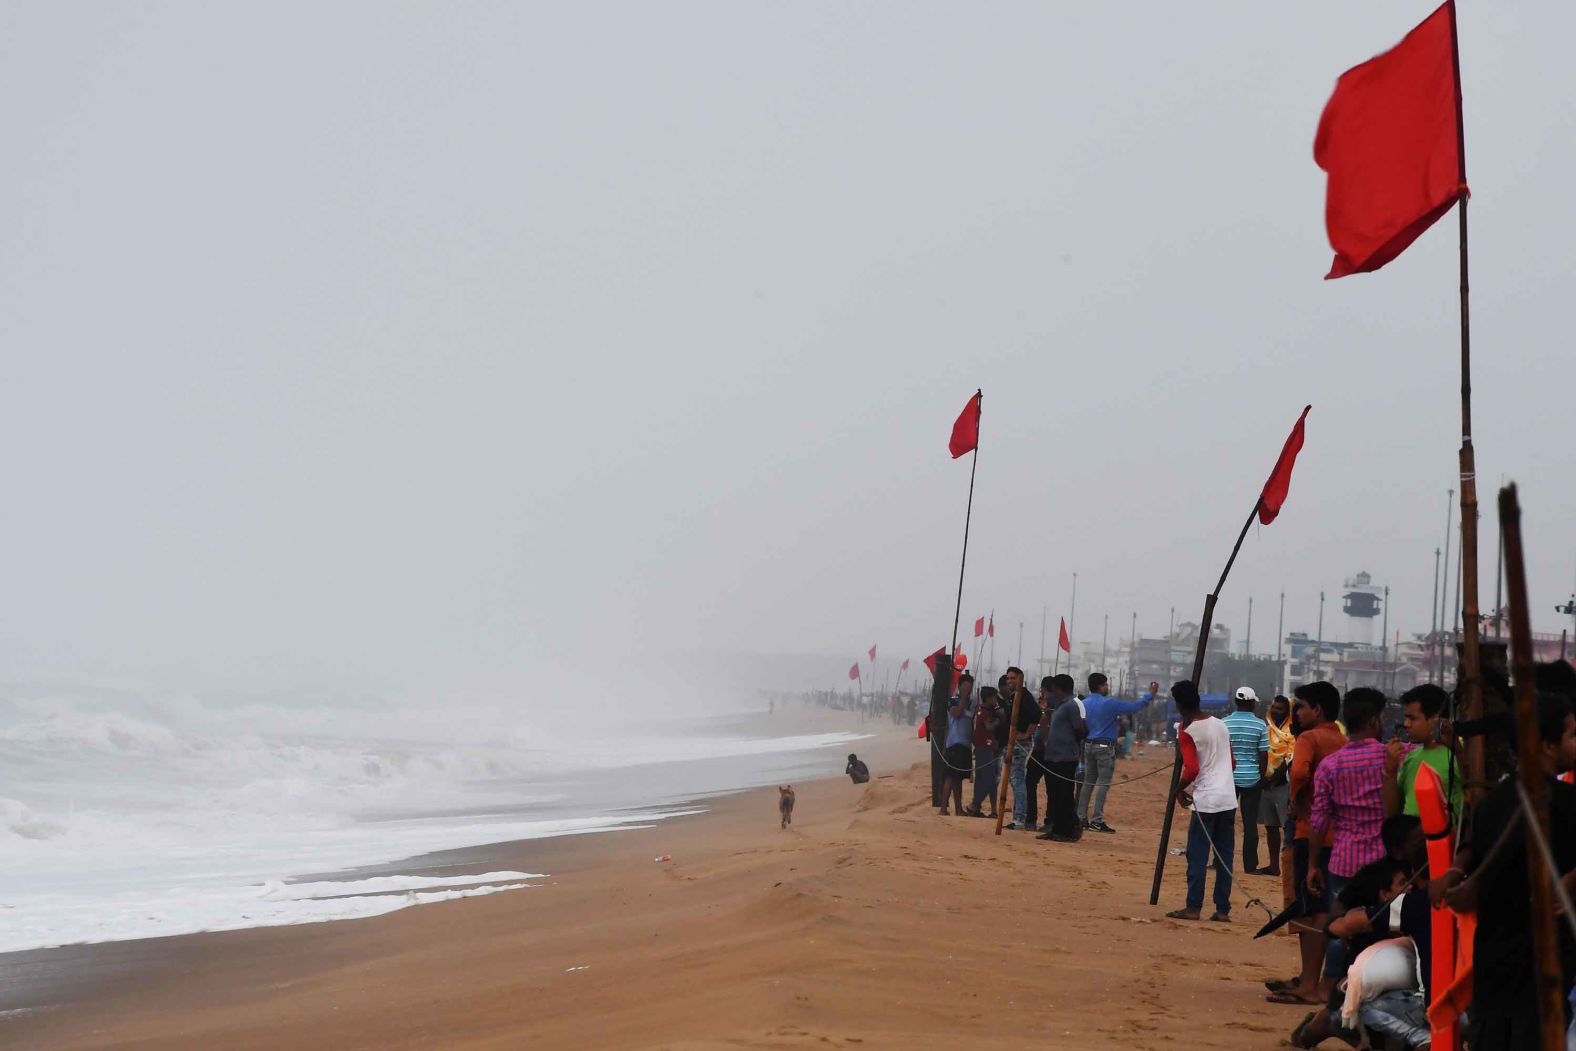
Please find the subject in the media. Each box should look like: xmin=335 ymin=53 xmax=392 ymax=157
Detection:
xmin=1036 ymin=831 xmax=1078 ymax=842
xmin=1088 ymin=819 xmax=1117 ymax=834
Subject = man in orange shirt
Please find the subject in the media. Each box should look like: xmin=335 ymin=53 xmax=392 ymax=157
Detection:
xmin=1267 ymin=680 xmax=1346 ymax=1006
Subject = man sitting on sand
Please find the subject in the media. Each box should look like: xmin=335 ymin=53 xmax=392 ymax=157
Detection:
xmin=845 ymin=753 xmax=869 ymax=784
xmin=1166 ymin=680 xmax=1237 ymax=922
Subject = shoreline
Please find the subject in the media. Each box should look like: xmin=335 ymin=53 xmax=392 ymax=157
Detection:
xmin=4 ymin=728 xmax=1297 ymax=1050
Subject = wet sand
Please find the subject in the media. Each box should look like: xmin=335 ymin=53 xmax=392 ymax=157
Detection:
xmin=3 ymin=723 xmax=1300 ymax=1050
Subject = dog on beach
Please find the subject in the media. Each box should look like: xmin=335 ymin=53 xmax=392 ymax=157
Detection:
xmin=778 ymin=785 xmax=795 ymax=829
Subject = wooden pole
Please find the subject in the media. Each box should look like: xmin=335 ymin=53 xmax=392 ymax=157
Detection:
xmin=994 ymin=685 xmax=1024 ymax=836
xmin=1497 ymin=483 xmax=1565 ymax=1050
xmin=1149 ymin=497 xmax=1262 ymax=904
xmin=948 ymin=391 xmax=982 ymax=658
xmin=1439 ymin=490 xmax=1455 ymax=686
xmin=1447 ymin=5 xmax=1485 ymax=806
xmin=1430 ymin=546 xmax=1442 ymax=683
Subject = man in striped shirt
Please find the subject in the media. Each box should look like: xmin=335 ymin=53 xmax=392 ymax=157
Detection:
xmin=1308 ymin=687 xmax=1388 ymax=902
xmin=1222 ymin=686 xmax=1269 ymax=874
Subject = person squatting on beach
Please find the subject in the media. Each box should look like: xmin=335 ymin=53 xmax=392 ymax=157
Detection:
xmin=846 ymin=753 xmax=869 ymax=784
xmin=1037 ymin=674 xmax=1086 ymax=842
xmin=1076 ymin=674 xmax=1155 ymax=834
xmin=1166 ymin=680 xmax=1237 ymax=922
xmin=938 ymin=672 xmax=975 ymax=816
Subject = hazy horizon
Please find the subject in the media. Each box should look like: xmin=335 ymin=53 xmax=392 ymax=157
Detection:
xmin=3 ymin=3 xmax=1574 ymax=708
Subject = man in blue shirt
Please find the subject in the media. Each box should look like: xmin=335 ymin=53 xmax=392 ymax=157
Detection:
xmin=1222 ymin=686 xmax=1270 ymax=874
xmin=1076 ymin=674 xmax=1156 ymax=833
xmin=938 ymin=672 xmax=976 ymax=816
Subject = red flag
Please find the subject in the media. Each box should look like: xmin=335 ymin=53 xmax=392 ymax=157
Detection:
xmin=954 ymin=650 xmax=967 ymax=670
xmin=923 ymin=648 xmax=941 ymax=676
xmin=1259 ymin=405 xmax=1312 ymax=526
xmin=1058 ymin=618 xmax=1071 ymax=653
xmin=868 ymin=644 xmax=877 ymax=662
xmin=948 ymin=390 xmax=981 ymax=459
xmin=900 ymin=658 xmax=909 ymax=671
xmin=848 ymin=662 xmax=860 ymax=681
xmin=1314 ymin=1 xmax=1465 ymax=279
xmin=973 ymin=616 xmax=985 ymax=638
xmin=987 ymin=615 xmax=995 ymax=639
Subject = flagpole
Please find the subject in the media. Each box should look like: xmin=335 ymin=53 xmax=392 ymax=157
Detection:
xmin=1148 ymin=496 xmax=1263 ymax=905
xmin=1447 ymin=4 xmax=1485 ymax=806
xmin=948 ymin=391 xmax=982 ymax=658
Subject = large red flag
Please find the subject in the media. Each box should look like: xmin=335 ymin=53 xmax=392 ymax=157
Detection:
xmin=1259 ymin=405 xmax=1312 ymax=525
xmin=949 ymin=391 xmax=982 ymax=459
xmin=1315 ymin=1 xmax=1465 ymax=279
xmin=974 ymin=616 xmax=985 ymax=638
xmin=868 ymin=644 xmax=877 ymax=661
xmin=848 ymin=662 xmax=860 ymax=681
xmin=1058 ymin=617 xmax=1071 ymax=653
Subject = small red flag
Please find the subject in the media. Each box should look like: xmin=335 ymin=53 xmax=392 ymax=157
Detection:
xmin=848 ymin=662 xmax=860 ymax=681
xmin=987 ymin=615 xmax=995 ymax=639
xmin=948 ymin=390 xmax=982 ymax=459
xmin=868 ymin=644 xmax=877 ymax=662
xmin=1259 ymin=406 xmax=1312 ymax=526
xmin=1314 ymin=1 xmax=1465 ymax=279
xmin=1058 ymin=618 xmax=1071 ymax=654
xmin=923 ymin=648 xmax=941 ymax=676
xmin=900 ymin=658 xmax=909 ymax=671
xmin=974 ymin=616 xmax=985 ymax=638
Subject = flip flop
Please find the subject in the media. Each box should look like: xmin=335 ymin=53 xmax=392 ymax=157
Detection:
xmin=1208 ymin=912 xmax=1231 ymax=923
xmin=1265 ymin=990 xmax=1322 ymax=1006
xmin=1163 ymin=909 xmax=1199 ymax=920
xmin=1290 ymin=1011 xmax=1318 ymax=1048
xmin=1264 ymin=978 xmax=1298 ymax=993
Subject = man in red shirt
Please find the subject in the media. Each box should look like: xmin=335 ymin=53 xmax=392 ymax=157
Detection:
xmin=1267 ymin=680 xmax=1347 ymax=1006
xmin=1165 ymin=681 xmax=1238 ymax=922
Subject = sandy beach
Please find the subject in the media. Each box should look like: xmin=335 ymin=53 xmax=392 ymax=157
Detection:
xmin=4 ymin=718 xmax=1298 ymax=1050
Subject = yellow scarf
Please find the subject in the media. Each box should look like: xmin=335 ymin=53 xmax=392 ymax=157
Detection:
xmin=1266 ymin=715 xmax=1295 ymax=775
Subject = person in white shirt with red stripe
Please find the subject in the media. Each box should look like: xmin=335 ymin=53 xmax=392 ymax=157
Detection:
xmin=1166 ymin=680 xmax=1238 ymax=922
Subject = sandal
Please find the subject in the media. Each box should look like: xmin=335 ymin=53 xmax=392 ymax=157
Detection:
xmin=1164 ymin=908 xmax=1199 ymax=920
xmin=1266 ymin=990 xmax=1322 ymax=1006
xmin=1208 ymin=912 xmax=1230 ymax=923
xmin=1264 ymin=978 xmax=1298 ymax=993
xmin=1289 ymin=1010 xmax=1318 ymax=1049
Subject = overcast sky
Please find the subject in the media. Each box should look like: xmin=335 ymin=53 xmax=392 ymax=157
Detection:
xmin=2 ymin=2 xmax=1573 ymax=704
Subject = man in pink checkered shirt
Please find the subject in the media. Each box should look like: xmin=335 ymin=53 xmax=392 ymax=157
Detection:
xmin=1307 ymin=688 xmax=1388 ymax=900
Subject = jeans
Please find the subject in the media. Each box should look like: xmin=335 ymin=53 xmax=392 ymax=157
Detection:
xmin=1185 ymin=808 xmax=1235 ymax=915
xmin=1338 ymin=989 xmax=1430 ymax=1048
xmin=1048 ymin=760 xmax=1080 ymax=836
xmin=1010 ymin=739 xmax=1032 ymax=825
xmin=1235 ymin=783 xmax=1263 ymax=873
xmin=1024 ymin=752 xmax=1050 ymax=828
xmin=1076 ymin=740 xmax=1117 ymax=824
xmin=971 ymin=745 xmax=1000 ymax=811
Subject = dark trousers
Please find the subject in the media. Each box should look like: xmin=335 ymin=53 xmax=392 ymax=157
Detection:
xmin=1236 ymin=783 xmax=1263 ymax=873
xmin=1025 ymin=753 xmax=1051 ymax=828
xmin=1048 ymin=760 xmax=1080 ymax=836
xmin=1185 ymin=808 xmax=1235 ymax=915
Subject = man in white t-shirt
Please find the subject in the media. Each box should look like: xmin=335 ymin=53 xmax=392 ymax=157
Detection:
xmin=1165 ymin=680 xmax=1238 ymax=922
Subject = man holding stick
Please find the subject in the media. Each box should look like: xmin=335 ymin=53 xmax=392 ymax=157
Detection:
xmin=1165 ymin=681 xmax=1237 ymax=922
xmin=1002 ymin=666 xmax=1041 ymax=830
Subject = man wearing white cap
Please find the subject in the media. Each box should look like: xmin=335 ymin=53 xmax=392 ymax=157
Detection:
xmin=1222 ymin=686 xmax=1270 ymax=875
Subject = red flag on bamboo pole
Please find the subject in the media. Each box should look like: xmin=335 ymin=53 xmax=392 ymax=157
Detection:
xmin=1258 ymin=406 xmax=1312 ymax=526
xmin=1314 ymin=1 xmax=1466 ymax=279
xmin=1058 ymin=618 xmax=1071 ymax=653
xmin=868 ymin=644 xmax=877 ymax=661
xmin=949 ymin=391 xmax=982 ymax=458
xmin=974 ymin=616 xmax=985 ymax=638
xmin=987 ymin=615 xmax=995 ymax=638
xmin=900 ymin=658 xmax=909 ymax=671
xmin=848 ymin=662 xmax=859 ymax=681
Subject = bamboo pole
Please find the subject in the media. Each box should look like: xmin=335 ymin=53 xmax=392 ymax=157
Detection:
xmin=1497 ymin=483 xmax=1565 ymax=1050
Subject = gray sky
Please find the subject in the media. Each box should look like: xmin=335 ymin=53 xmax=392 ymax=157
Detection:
xmin=2 ymin=2 xmax=1573 ymax=704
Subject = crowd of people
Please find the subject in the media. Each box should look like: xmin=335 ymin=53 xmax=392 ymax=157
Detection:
xmin=929 ymin=662 xmax=1576 ymax=1050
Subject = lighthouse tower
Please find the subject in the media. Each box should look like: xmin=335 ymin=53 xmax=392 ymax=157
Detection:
xmin=1341 ymin=571 xmax=1383 ymax=646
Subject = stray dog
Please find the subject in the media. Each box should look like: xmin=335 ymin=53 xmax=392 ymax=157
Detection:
xmin=778 ymin=785 xmax=795 ymax=829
